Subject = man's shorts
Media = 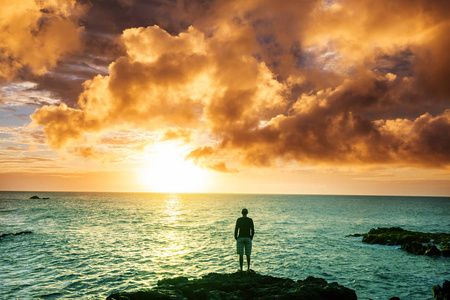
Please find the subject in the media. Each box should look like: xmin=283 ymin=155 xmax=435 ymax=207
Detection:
xmin=236 ymin=237 xmax=252 ymax=255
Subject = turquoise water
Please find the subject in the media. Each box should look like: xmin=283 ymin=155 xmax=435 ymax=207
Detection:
xmin=0 ymin=192 xmax=449 ymax=299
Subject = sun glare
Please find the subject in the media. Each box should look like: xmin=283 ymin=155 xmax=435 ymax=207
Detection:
xmin=139 ymin=143 xmax=209 ymax=193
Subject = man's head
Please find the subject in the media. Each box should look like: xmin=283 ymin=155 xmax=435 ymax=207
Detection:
xmin=242 ymin=208 xmax=248 ymax=216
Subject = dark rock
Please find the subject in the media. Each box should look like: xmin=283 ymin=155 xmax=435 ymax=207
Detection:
xmin=158 ymin=277 xmax=190 ymax=287
xmin=441 ymin=246 xmax=450 ymax=257
xmin=368 ymin=227 xmax=405 ymax=235
xmin=107 ymin=289 xmax=184 ymax=300
xmin=425 ymin=245 xmax=442 ymax=256
xmin=402 ymin=241 xmax=426 ymax=255
xmin=350 ymin=227 xmax=450 ymax=257
xmin=107 ymin=271 xmax=357 ymax=300
xmin=389 ymin=297 xmax=401 ymax=300
xmin=433 ymin=280 xmax=450 ymax=300
xmin=0 ymin=231 xmax=33 ymax=240
xmin=30 ymin=196 xmax=50 ymax=199
xmin=345 ymin=233 xmax=362 ymax=238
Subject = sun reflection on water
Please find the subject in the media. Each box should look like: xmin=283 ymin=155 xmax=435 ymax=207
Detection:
xmin=155 ymin=195 xmax=191 ymax=262
xmin=165 ymin=195 xmax=182 ymax=223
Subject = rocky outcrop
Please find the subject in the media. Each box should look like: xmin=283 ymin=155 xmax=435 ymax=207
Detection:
xmin=106 ymin=271 xmax=357 ymax=300
xmin=29 ymin=195 xmax=50 ymax=199
xmin=0 ymin=231 xmax=32 ymax=240
xmin=433 ymin=280 xmax=450 ymax=300
xmin=347 ymin=227 xmax=450 ymax=257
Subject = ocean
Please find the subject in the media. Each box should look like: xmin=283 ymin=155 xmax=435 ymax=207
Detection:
xmin=0 ymin=192 xmax=449 ymax=299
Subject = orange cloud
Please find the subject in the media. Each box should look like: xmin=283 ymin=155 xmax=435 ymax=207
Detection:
xmin=32 ymin=24 xmax=286 ymax=147
xmin=30 ymin=0 xmax=450 ymax=170
xmin=0 ymin=0 xmax=86 ymax=82
xmin=186 ymin=146 xmax=238 ymax=173
xmin=162 ymin=128 xmax=192 ymax=142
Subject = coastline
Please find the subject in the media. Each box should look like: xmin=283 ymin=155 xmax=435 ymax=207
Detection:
xmin=106 ymin=271 xmax=449 ymax=300
xmin=107 ymin=271 xmax=357 ymax=300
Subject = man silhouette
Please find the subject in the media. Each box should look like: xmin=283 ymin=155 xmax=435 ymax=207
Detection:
xmin=234 ymin=208 xmax=254 ymax=271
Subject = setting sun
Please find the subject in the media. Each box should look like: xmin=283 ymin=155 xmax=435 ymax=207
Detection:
xmin=138 ymin=143 xmax=209 ymax=193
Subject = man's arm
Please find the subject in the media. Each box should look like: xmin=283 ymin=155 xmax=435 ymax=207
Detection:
xmin=250 ymin=219 xmax=254 ymax=239
xmin=234 ymin=219 xmax=239 ymax=239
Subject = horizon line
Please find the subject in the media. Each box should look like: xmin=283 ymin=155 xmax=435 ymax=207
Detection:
xmin=1 ymin=190 xmax=449 ymax=198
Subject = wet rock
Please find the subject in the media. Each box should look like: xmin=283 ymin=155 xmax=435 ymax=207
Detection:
xmin=345 ymin=233 xmax=362 ymax=238
xmin=440 ymin=246 xmax=450 ymax=257
xmin=106 ymin=271 xmax=357 ymax=300
xmin=433 ymin=280 xmax=450 ymax=300
xmin=401 ymin=241 xmax=426 ymax=255
xmin=425 ymin=245 xmax=442 ymax=256
xmin=0 ymin=231 xmax=32 ymax=240
xmin=349 ymin=227 xmax=450 ymax=257
xmin=30 ymin=195 xmax=40 ymax=199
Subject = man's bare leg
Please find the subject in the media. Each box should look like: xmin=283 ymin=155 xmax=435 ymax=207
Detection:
xmin=239 ymin=255 xmax=244 ymax=271
xmin=246 ymin=255 xmax=251 ymax=271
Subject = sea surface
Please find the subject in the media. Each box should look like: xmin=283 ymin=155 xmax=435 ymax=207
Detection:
xmin=0 ymin=192 xmax=449 ymax=299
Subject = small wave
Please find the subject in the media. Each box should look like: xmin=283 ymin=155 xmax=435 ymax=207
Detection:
xmin=39 ymin=292 xmax=64 ymax=299
xmin=1 ymin=192 xmax=448 ymax=300
xmin=0 ymin=209 xmax=18 ymax=213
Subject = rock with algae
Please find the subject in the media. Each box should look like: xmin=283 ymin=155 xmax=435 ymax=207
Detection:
xmin=347 ymin=227 xmax=450 ymax=257
xmin=106 ymin=270 xmax=357 ymax=300
xmin=433 ymin=280 xmax=450 ymax=300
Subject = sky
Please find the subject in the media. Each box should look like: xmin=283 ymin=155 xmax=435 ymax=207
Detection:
xmin=0 ymin=0 xmax=449 ymax=196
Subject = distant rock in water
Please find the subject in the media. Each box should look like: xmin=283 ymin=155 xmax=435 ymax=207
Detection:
xmin=29 ymin=196 xmax=50 ymax=199
xmin=106 ymin=271 xmax=357 ymax=300
xmin=347 ymin=227 xmax=450 ymax=257
xmin=0 ymin=231 xmax=32 ymax=240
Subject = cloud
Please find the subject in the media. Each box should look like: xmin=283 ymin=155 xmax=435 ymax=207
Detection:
xmin=31 ymin=0 xmax=450 ymax=169
xmin=68 ymin=146 xmax=128 ymax=164
xmin=0 ymin=0 xmax=86 ymax=82
xmin=32 ymin=24 xmax=285 ymax=146
xmin=186 ymin=146 xmax=238 ymax=173
xmin=0 ymin=125 xmax=46 ymax=145
xmin=1 ymin=82 xmax=61 ymax=107
xmin=5 ymin=146 xmax=28 ymax=151
xmin=29 ymin=0 xmax=203 ymax=106
xmin=162 ymin=128 xmax=192 ymax=142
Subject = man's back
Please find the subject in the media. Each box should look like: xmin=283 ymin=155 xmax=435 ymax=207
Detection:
xmin=235 ymin=216 xmax=254 ymax=239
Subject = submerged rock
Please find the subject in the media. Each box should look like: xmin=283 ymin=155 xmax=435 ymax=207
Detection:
xmin=348 ymin=227 xmax=450 ymax=257
xmin=106 ymin=271 xmax=357 ymax=300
